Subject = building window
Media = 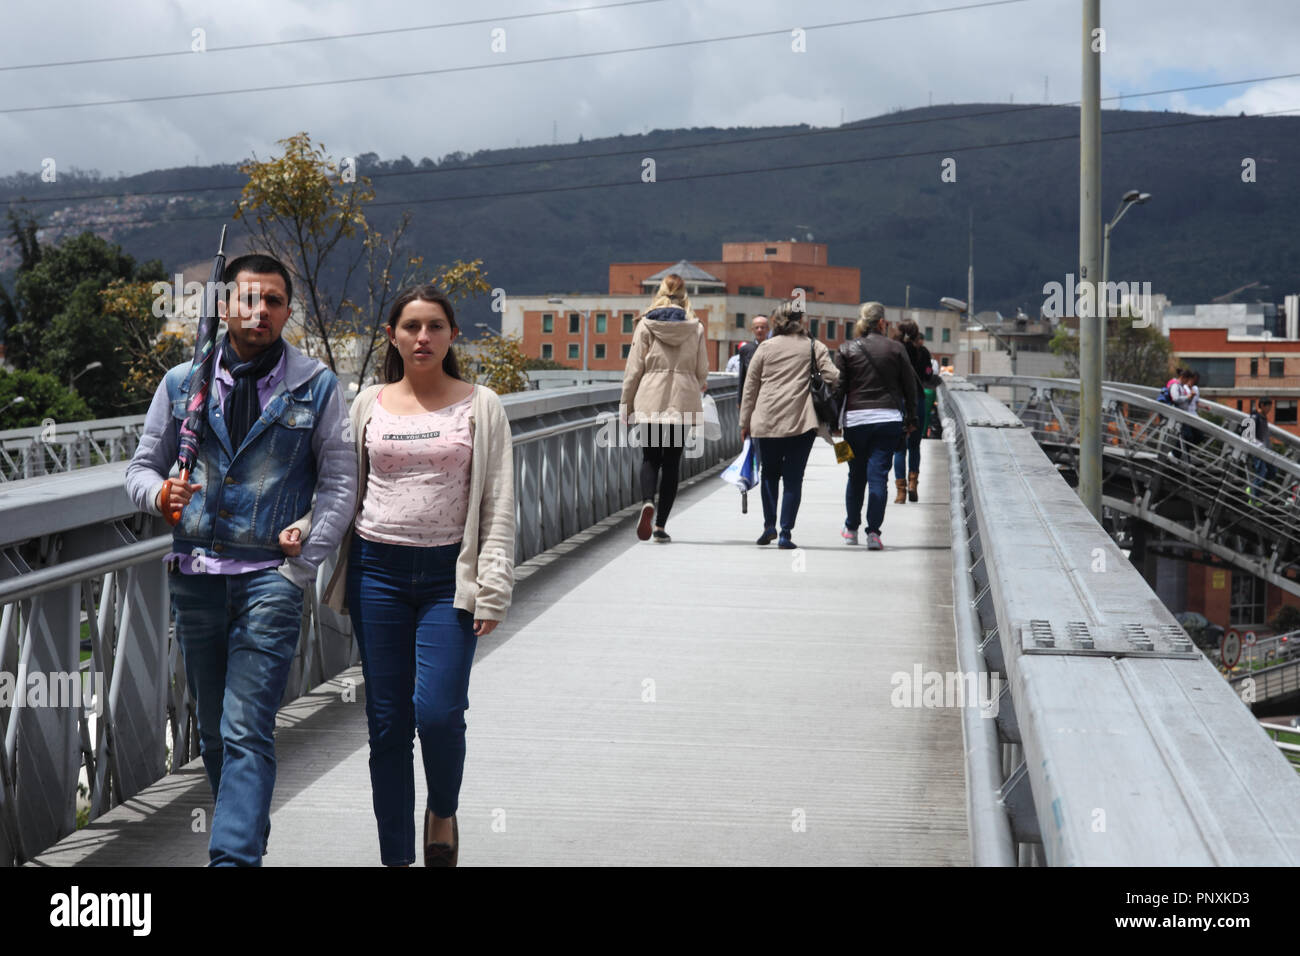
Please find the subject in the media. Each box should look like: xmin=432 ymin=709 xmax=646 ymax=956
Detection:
xmin=568 ymin=313 xmax=580 ymax=334
xmin=622 ymin=312 xmax=635 ymax=333
xmin=735 ymin=313 xmax=746 ymax=329
xmin=595 ymin=313 xmax=607 ymax=333
xmin=1270 ymin=357 xmax=1285 ymax=378
xmin=621 ymin=343 xmax=631 ymax=359
xmin=1276 ymin=400 xmax=1298 ymax=425
xmin=942 ymin=328 xmax=951 ymax=343
xmin=1250 ymin=357 xmax=1258 ymax=377
xmin=825 ymin=320 xmax=836 ymax=340
xmin=738 ymin=285 xmax=765 ymax=296
xmin=1237 ymin=399 xmax=1244 ymax=410
xmin=764 ymin=247 xmax=777 ymax=255
xmin=1196 ymin=357 xmax=1237 ymax=388
xmin=924 ymin=326 xmax=933 ymax=341
xmin=542 ymin=313 xmax=554 ymax=334
xmin=809 ymin=318 xmax=819 ymax=338
xmin=594 ymin=343 xmax=606 ymax=360
xmin=541 ymin=343 xmax=553 ymax=359
xmin=567 ymin=343 xmax=579 ymax=360
xmin=1230 ymin=572 xmax=1266 ymax=626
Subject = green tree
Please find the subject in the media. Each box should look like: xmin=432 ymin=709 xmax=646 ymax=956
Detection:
xmin=0 ymin=209 xmax=42 ymax=343
xmin=3 ymin=230 xmax=164 ymax=415
xmin=0 ymin=368 xmax=93 ymax=429
xmin=101 ymin=279 xmax=189 ymax=412
xmin=463 ymin=331 xmax=530 ymax=395
xmin=1049 ymin=311 xmax=1173 ymax=387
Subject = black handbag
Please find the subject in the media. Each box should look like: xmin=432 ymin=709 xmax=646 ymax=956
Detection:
xmin=808 ymin=339 xmax=838 ymax=426
xmin=856 ymin=337 xmax=910 ymax=452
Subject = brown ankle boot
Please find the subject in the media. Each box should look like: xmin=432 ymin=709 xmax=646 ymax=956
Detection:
xmin=895 ymin=479 xmax=908 ymax=504
xmin=908 ymin=471 xmax=919 ymax=502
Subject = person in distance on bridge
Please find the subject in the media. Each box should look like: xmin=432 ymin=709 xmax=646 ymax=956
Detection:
xmin=620 ymin=273 xmax=710 ymax=544
xmin=832 ymin=302 xmax=917 ymax=550
xmin=889 ymin=319 xmax=935 ymax=505
xmin=124 ymin=253 xmax=357 ymax=866
xmin=284 ymin=283 xmax=516 ymax=867
xmin=739 ymin=300 xmax=839 ymax=549
xmin=1246 ymin=397 xmax=1276 ymax=498
xmin=737 ymin=314 xmax=770 ymax=401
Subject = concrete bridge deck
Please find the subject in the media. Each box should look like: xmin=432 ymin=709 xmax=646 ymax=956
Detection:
xmin=31 ymin=441 xmax=964 ymax=866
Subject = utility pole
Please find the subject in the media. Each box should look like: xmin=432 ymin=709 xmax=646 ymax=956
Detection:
xmin=1078 ymin=0 xmax=1103 ymax=521
xmin=967 ymin=208 xmax=975 ymax=334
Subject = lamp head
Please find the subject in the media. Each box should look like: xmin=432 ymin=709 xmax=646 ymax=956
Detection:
xmin=1122 ymin=189 xmax=1141 ymax=203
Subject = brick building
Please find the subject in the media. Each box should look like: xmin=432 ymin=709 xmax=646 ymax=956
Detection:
xmin=501 ymin=241 xmax=869 ymax=371
xmin=1169 ymin=327 xmax=1300 ymax=435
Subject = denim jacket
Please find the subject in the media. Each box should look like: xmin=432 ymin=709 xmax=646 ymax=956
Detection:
xmin=125 ymin=336 xmax=357 ymax=587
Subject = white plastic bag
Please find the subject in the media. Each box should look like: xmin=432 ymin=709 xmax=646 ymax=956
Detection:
xmin=700 ymin=394 xmax=722 ymax=441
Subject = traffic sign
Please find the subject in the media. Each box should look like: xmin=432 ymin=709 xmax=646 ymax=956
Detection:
xmin=1244 ymin=631 xmax=1257 ymax=646
xmin=1221 ymin=630 xmax=1242 ymax=669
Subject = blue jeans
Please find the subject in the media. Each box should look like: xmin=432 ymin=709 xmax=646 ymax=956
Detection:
xmin=168 ymin=566 xmax=304 ymax=867
xmin=346 ymin=534 xmax=478 ymax=867
xmin=894 ymin=399 xmax=928 ymax=478
xmin=755 ymin=430 xmax=817 ymax=533
xmin=845 ymin=421 xmax=904 ymax=535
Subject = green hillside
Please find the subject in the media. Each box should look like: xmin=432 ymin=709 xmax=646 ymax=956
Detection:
xmin=3 ymin=104 xmax=1297 ymax=332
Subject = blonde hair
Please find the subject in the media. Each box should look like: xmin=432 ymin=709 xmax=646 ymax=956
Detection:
xmin=855 ymin=301 xmax=886 ymax=337
xmin=648 ymin=273 xmax=691 ymax=312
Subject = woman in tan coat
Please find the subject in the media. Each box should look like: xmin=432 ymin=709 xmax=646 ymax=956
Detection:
xmin=620 ymin=274 xmax=709 ymax=543
xmin=738 ymin=301 xmax=839 ymax=548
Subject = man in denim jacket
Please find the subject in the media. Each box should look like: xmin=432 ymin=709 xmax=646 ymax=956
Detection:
xmin=125 ymin=253 xmax=356 ymax=866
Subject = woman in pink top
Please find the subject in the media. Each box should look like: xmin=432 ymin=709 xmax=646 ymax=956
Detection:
xmin=283 ymin=284 xmax=515 ymax=867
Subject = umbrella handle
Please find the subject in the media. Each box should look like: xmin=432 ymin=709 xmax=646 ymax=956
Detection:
xmin=161 ymin=468 xmax=190 ymax=526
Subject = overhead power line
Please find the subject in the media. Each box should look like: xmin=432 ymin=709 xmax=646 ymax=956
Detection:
xmin=11 ymin=69 xmax=1300 ymax=210
xmin=20 ymin=105 xmax=1298 ymax=233
xmin=0 ymin=0 xmax=671 ymax=72
xmin=0 ymin=0 xmax=1033 ymax=115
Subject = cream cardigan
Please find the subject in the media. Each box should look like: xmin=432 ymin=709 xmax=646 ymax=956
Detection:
xmin=291 ymin=382 xmax=516 ymax=621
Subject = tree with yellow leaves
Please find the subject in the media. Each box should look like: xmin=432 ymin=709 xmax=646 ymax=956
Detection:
xmin=235 ymin=132 xmax=490 ymax=384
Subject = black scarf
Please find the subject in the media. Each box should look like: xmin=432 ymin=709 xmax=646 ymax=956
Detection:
xmin=220 ymin=335 xmax=285 ymax=450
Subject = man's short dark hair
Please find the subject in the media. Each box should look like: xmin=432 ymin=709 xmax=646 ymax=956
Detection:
xmin=223 ymin=254 xmax=292 ymax=304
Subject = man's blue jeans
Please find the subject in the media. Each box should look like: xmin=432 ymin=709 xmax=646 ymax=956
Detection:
xmin=845 ymin=421 xmax=904 ymax=535
xmin=346 ymin=534 xmax=478 ymax=867
xmin=168 ymin=566 xmax=304 ymax=867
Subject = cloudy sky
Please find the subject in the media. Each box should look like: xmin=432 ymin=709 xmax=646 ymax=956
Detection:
xmin=1 ymin=0 xmax=1298 ymax=179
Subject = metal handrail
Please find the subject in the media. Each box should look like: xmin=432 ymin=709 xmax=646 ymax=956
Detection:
xmin=941 ymin=373 xmax=1300 ymax=865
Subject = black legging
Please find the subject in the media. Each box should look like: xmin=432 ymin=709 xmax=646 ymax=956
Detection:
xmin=640 ymin=423 xmax=686 ymax=527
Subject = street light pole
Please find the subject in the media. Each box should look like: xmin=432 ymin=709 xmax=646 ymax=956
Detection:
xmin=1078 ymin=0 xmax=1104 ymax=521
xmin=1102 ymin=190 xmax=1152 ymax=322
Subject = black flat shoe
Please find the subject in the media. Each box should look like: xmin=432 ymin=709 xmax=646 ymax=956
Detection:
xmin=756 ymin=529 xmax=777 ymax=545
xmin=424 ymin=810 xmax=458 ymax=867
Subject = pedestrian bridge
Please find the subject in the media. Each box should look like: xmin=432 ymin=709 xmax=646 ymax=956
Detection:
xmin=4 ymin=375 xmax=1300 ymax=866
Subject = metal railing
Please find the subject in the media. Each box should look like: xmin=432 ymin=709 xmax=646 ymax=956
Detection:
xmin=968 ymin=375 xmax=1300 ymax=601
xmin=0 ymin=376 xmax=741 ymax=866
xmin=942 ymin=374 xmax=1300 ymax=865
xmin=0 ymin=416 xmax=147 ymax=483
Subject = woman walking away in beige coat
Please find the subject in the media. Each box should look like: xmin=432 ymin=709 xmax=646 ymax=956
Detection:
xmin=738 ymin=301 xmax=839 ymax=549
xmin=620 ymin=273 xmax=710 ymax=543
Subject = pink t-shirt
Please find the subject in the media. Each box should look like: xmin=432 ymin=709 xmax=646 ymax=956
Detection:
xmin=355 ymin=389 xmax=473 ymax=547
